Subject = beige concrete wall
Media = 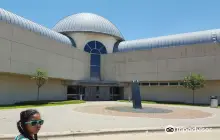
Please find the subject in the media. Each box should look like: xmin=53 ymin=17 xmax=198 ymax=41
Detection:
xmin=123 ymin=81 xmax=220 ymax=104
xmin=2 ymin=20 xmax=220 ymax=105
xmin=67 ymin=32 xmax=118 ymax=53
xmin=0 ymin=73 xmax=66 ymax=105
xmin=103 ymin=42 xmax=220 ymax=104
xmin=102 ymin=43 xmax=220 ymax=81
xmin=0 ymin=21 xmax=90 ymax=80
xmin=101 ymin=53 xmax=126 ymax=81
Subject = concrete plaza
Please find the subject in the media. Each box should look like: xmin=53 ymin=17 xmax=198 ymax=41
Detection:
xmin=46 ymin=130 xmax=220 ymax=140
xmin=0 ymin=101 xmax=220 ymax=136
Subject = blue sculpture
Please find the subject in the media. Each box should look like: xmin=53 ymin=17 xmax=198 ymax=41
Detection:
xmin=131 ymin=80 xmax=142 ymax=109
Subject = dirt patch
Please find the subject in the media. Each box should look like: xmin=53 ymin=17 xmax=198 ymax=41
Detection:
xmin=73 ymin=104 xmax=212 ymax=119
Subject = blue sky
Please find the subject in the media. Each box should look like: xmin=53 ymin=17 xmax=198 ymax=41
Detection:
xmin=1 ymin=0 xmax=220 ymax=40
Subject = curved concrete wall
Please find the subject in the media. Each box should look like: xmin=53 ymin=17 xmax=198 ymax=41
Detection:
xmin=0 ymin=21 xmax=90 ymax=80
xmin=102 ymin=43 xmax=220 ymax=104
xmin=102 ymin=43 xmax=220 ymax=81
xmin=66 ymin=32 xmax=118 ymax=53
xmin=2 ymin=18 xmax=220 ymax=105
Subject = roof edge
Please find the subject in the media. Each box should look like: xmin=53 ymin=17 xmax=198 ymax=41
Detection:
xmin=0 ymin=8 xmax=74 ymax=47
xmin=116 ymin=29 xmax=220 ymax=52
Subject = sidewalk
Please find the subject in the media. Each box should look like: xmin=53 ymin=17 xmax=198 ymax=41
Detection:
xmin=45 ymin=130 xmax=220 ymax=140
xmin=1 ymin=101 xmax=220 ymax=138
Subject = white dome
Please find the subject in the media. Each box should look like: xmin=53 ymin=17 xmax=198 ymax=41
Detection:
xmin=53 ymin=13 xmax=124 ymax=40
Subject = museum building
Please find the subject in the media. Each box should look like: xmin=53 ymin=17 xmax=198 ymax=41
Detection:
xmin=0 ymin=8 xmax=220 ymax=104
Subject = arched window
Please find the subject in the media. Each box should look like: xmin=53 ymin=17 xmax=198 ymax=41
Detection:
xmin=84 ymin=41 xmax=107 ymax=80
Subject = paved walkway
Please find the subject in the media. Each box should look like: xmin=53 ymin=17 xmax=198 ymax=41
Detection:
xmin=0 ymin=101 xmax=220 ymax=135
xmin=46 ymin=130 xmax=220 ymax=140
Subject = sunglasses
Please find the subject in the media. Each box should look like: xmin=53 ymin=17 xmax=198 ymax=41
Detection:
xmin=25 ymin=120 xmax=44 ymax=126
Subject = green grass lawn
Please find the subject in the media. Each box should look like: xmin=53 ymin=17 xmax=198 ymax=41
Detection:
xmin=0 ymin=100 xmax=85 ymax=110
xmin=118 ymin=100 xmax=219 ymax=107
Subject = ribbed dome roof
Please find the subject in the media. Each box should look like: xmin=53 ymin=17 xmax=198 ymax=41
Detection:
xmin=52 ymin=13 xmax=124 ymax=40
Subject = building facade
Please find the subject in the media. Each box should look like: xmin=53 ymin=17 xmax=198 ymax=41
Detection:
xmin=0 ymin=8 xmax=220 ymax=105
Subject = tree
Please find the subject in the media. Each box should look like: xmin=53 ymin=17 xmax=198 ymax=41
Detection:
xmin=183 ymin=73 xmax=205 ymax=104
xmin=31 ymin=68 xmax=48 ymax=101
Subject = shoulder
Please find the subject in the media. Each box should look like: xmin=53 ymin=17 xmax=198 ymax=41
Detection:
xmin=14 ymin=135 xmax=29 ymax=140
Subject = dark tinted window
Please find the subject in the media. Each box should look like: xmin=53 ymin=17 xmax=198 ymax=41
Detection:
xmin=91 ymin=54 xmax=100 ymax=66
xmin=87 ymin=41 xmax=95 ymax=49
xmin=141 ymin=83 xmax=149 ymax=86
xmin=84 ymin=44 xmax=91 ymax=52
xmin=91 ymin=49 xmax=100 ymax=54
xmin=100 ymin=47 xmax=107 ymax=54
xmin=150 ymin=83 xmax=158 ymax=86
xmin=96 ymin=41 xmax=104 ymax=50
xmin=90 ymin=66 xmax=100 ymax=78
xmin=169 ymin=82 xmax=179 ymax=86
xmin=84 ymin=41 xmax=107 ymax=80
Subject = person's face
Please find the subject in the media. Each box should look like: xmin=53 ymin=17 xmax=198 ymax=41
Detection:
xmin=25 ymin=113 xmax=43 ymax=135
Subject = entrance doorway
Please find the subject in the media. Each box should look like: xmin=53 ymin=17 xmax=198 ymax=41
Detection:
xmin=84 ymin=86 xmax=97 ymax=101
xmin=67 ymin=86 xmax=85 ymax=100
xmin=67 ymin=86 xmax=124 ymax=101
xmin=110 ymin=87 xmax=124 ymax=100
xmin=84 ymin=86 xmax=110 ymax=101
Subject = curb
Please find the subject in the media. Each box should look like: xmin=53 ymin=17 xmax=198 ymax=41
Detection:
xmin=1 ymin=125 xmax=220 ymax=140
